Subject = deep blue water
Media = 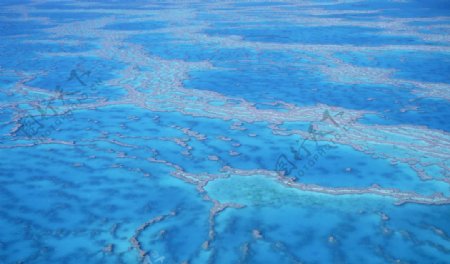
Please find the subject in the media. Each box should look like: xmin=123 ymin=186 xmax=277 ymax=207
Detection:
xmin=1 ymin=1 xmax=450 ymax=263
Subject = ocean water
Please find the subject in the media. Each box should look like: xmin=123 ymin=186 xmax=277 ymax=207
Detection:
xmin=1 ymin=0 xmax=450 ymax=263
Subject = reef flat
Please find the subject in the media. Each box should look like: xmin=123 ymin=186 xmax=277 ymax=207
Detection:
xmin=0 ymin=0 xmax=449 ymax=263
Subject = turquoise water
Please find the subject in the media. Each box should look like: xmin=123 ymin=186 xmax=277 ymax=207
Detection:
xmin=1 ymin=1 xmax=450 ymax=263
